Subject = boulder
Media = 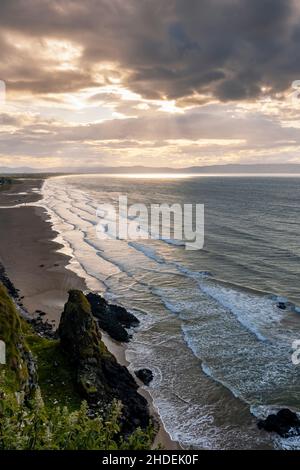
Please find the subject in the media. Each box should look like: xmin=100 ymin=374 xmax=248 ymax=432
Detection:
xmin=135 ymin=369 xmax=154 ymax=386
xmin=277 ymin=302 xmax=286 ymax=310
xmin=28 ymin=315 xmax=56 ymax=339
xmin=86 ymin=292 xmax=139 ymax=343
xmin=258 ymin=408 xmax=300 ymax=437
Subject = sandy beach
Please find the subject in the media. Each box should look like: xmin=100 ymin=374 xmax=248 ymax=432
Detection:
xmin=0 ymin=177 xmax=180 ymax=450
xmin=0 ymin=178 xmax=85 ymax=324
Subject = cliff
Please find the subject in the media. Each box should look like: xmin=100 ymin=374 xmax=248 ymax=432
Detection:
xmin=0 ymin=283 xmax=37 ymax=397
xmin=0 ymin=283 xmax=155 ymax=449
xmin=59 ymin=290 xmax=151 ymax=434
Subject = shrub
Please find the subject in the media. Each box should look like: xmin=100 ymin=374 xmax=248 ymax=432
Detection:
xmin=0 ymin=383 xmax=154 ymax=450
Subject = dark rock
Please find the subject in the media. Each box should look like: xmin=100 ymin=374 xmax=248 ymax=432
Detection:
xmin=28 ymin=315 xmax=56 ymax=339
xmin=86 ymin=292 xmax=139 ymax=343
xmin=258 ymin=409 xmax=300 ymax=437
xmin=110 ymin=304 xmax=140 ymax=328
xmin=0 ymin=177 xmax=13 ymax=186
xmin=35 ymin=310 xmax=46 ymax=317
xmin=59 ymin=290 xmax=150 ymax=434
xmin=0 ymin=264 xmax=19 ymax=299
xmin=277 ymin=302 xmax=287 ymax=310
xmin=135 ymin=369 xmax=154 ymax=386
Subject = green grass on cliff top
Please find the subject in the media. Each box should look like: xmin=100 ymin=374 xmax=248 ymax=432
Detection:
xmin=0 ymin=282 xmax=81 ymax=410
xmin=26 ymin=334 xmax=82 ymax=411
xmin=0 ymin=283 xmax=29 ymax=392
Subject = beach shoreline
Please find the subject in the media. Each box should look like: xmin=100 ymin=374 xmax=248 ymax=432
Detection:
xmin=0 ymin=176 xmax=181 ymax=450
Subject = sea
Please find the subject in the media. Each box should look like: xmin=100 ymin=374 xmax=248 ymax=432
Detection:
xmin=39 ymin=174 xmax=300 ymax=450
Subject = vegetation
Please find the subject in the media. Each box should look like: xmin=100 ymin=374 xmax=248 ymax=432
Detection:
xmin=0 ymin=283 xmax=31 ymax=393
xmin=0 ymin=384 xmax=155 ymax=450
xmin=26 ymin=335 xmax=82 ymax=411
xmin=0 ymin=284 xmax=155 ymax=450
xmin=0 ymin=383 xmax=154 ymax=450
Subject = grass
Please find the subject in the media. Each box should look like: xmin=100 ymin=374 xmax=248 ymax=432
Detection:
xmin=0 ymin=284 xmax=157 ymax=450
xmin=0 ymin=284 xmax=29 ymax=391
xmin=0 ymin=283 xmax=81 ymax=410
xmin=26 ymin=334 xmax=82 ymax=411
xmin=0 ymin=284 xmax=100 ymax=411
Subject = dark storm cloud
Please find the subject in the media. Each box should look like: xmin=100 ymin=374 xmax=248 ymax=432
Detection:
xmin=0 ymin=0 xmax=300 ymax=101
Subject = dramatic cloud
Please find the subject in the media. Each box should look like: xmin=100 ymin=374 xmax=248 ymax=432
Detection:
xmin=1 ymin=0 xmax=300 ymax=100
xmin=1 ymin=0 xmax=300 ymax=169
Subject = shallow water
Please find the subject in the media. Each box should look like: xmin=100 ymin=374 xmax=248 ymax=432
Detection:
xmin=39 ymin=175 xmax=300 ymax=449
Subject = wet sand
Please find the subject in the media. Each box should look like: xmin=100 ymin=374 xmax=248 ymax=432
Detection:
xmin=0 ymin=179 xmax=85 ymax=324
xmin=0 ymin=177 xmax=180 ymax=450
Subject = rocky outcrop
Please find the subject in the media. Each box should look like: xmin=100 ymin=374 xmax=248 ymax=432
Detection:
xmin=135 ymin=369 xmax=154 ymax=386
xmin=0 ymin=177 xmax=12 ymax=187
xmin=0 ymin=264 xmax=19 ymax=299
xmin=258 ymin=409 xmax=300 ymax=437
xmin=28 ymin=312 xmax=56 ymax=339
xmin=59 ymin=290 xmax=150 ymax=434
xmin=86 ymin=292 xmax=139 ymax=343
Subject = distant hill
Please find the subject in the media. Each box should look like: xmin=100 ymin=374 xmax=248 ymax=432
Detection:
xmin=73 ymin=163 xmax=300 ymax=174
xmin=2 ymin=163 xmax=300 ymax=175
xmin=0 ymin=166 xmax=42 ymax=174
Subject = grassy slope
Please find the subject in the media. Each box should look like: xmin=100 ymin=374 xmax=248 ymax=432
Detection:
xmin=0 ymin=283 xmax=29 ymax=392
xmin=26 ymin=335 xmax=82 ymax=411
xmin=0 ymin=283 xmax=155 ymax=450
xmin=0 ymin=283 xmax=80 ymax=409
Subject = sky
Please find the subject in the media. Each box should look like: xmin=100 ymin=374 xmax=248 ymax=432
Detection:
xmin=1 ymin=0 xmax=300 ymax=170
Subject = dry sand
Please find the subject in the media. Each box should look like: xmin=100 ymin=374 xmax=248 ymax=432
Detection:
xmin=0 ymin=177 xmax=181 ymax=450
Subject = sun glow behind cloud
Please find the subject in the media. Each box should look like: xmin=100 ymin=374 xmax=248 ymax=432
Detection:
xmin=1 ymin=0 xmax=300 ymax=170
